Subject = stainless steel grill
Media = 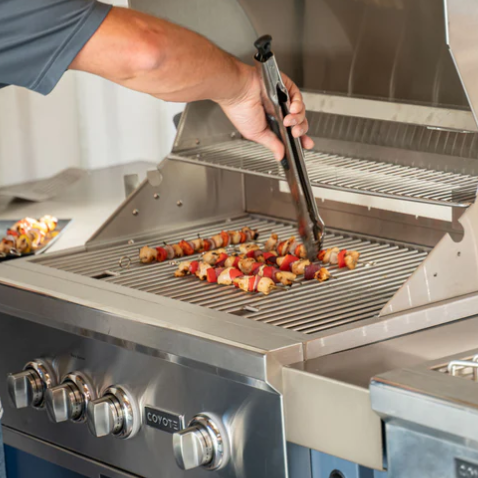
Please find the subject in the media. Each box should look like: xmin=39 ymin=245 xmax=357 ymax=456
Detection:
xmin=37 ymin=215 xmax=428 ymax=336
xmin=170 ymin=140 xmax=478 ymax=207
xmin=434 ymin=356 xmax=478 ymax=381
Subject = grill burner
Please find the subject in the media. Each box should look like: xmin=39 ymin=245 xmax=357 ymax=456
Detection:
xmin=37 ymin=215 xmax=428 ymax=336
xmin=171 ymin=140 xmax=478 ymax=207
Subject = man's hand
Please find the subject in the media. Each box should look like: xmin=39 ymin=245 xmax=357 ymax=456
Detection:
xmin=70 ymin=7 xmax=313 ymax=159
xmin=219 ymin=66 xmax=314 ymax=161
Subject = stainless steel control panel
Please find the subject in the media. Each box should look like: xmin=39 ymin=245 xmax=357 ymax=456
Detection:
xmin=0 ymin=314 xmax=286 ymax=478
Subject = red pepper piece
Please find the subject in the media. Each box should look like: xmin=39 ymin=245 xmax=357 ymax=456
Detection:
xmin=189 ymin=261 xmax=199 ymax=274
xmin=217 ymin=252 xmax=228 ymax=263
xmin=338 ymin=250 xmax=347 ymax=268
xmin=156 ymin=247 xmax=167 ymax=263
xmin=318 ymin=250 xmax=326 ymax=262
xmin=280 ymin=255 xmax=299 ymax=272
xmin=233 ymin=257 xmax=241 ymax=268
xmin=248 ymin=276 xmax=256 ymax=292
xmin=263 ymin=252 xmax=277 ymax=264
xmin=206 ymin=268 xmax=217 ymax=283
xmin=6 ymin=229 xmax=18 ymax=237
xmin=203 ymin=239 xmax=212 ymax=252
xmin=250 ymin=262 xmax=262 ymax=273
xmin=216 ymin=253 xmax=229 ymax=268
xmin=220 ymin=231 xmax=230 ymax=247
xmin=230 ymin=268 xmax=243 ymax=280
xmin=262 ymin=266 xmax=274 ymax=279
xmin=239 ymin=232 xmax=247 ymax=243
xmin=246 ymin=250 xmax=257 ymax=258
xmin=179 ymin=240 xmax=194 ymax=256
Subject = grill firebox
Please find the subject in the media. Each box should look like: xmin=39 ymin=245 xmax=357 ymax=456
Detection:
xmin=37 ymin=215 xmax=428 ymax=336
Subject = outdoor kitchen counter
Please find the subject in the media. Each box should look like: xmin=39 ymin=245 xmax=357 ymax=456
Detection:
xmin=0 ymin=162 xmax=155 ymax=252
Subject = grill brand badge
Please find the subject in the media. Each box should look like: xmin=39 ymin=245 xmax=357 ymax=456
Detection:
xmin=145 ymin=407 xmax=184 ymax=434
xmin=456 ymin=459 xmax=478 ymax=478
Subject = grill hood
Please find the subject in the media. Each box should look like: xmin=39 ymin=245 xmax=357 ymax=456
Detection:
xmin=130 ymin=0 xmax=473 ymax=114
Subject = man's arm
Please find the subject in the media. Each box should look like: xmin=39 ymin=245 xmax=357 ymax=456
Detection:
xmin=69 ymin=7 xmax=313 ymax=160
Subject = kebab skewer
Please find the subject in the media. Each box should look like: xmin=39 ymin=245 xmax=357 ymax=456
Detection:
xmin=319 ymin=248 xmax=361 ymax=270
xmin=1 ymin=215 xmax=59 ymax=255
xmin=139 ymin=226 xmax=259 ymax=264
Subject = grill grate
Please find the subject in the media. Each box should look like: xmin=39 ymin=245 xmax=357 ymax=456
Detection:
xmin=170 ymin=140 xmax=478 ymax=207
xmin=37 ymin=216 xmax=428 ymax=336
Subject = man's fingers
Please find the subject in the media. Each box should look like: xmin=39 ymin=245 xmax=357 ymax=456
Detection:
xmin=253 ymin=129 xmax=285 ymax=161
xmin=291 ymin=118 xmax=309 ymax=138
xmin=289 ymin=98 xmax=304 ymax=115
xmin=301 ymin=135 xmax=315 ymax=150
xmin=284 ymin=110 xmax=306 ymax=128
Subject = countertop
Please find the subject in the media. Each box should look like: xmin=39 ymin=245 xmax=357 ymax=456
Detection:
xmin=0 ymin=162 xmax=155 ymax=252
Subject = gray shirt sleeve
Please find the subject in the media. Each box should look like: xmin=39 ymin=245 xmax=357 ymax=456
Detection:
xmin=0 ymin=0 xmax=112 ymax=95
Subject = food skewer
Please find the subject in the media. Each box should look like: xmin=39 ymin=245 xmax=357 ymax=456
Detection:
xmin=1 ymin=215 xmax=59 ymax=256
xmin=139 ymin=226 xmax=259 ymax=264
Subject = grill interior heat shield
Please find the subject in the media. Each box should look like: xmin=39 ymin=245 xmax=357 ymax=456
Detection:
xmin=20 ymin=0 xmax=478 ymax=358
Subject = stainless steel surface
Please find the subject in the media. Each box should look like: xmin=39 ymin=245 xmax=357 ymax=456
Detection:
xmin=123 ymin=173 xmax=140 ymax=198
xmin=284 ymin=315 xmax=478 ymax=470
xmin=0 ymin=168 xmax=86 ymax=202
xmin=47 ymin=383 xmax=84 ymax=424
xmin=3 ymin=2 xmax=478 ymax=474
xmin=381 ymin=199 xmax=478 ymax=315
xmin=7 ymin=360 xmax=57 ymax=410
xmin=446 ymin=0 xmax=478 ymax=126
xmin=302 ymin=92 xmax=478 ymax=132
xmin=46 ymin=372 xmax=94 ymax=424
xmin=173 ymin=415 xmax=228 ymax=471
xmin=87 ymin=385 xmax=139 ymax=440
xmin=255 ymin=35 xmax=325 ymax=258
xmin=283 ymin=366 xmax=383 ymax=471
xmin=0 ymin=162 xmax=156 ymax=253
xmin=36 ymin=215 xmax=427 ymax=336
xmin=171 ymin=140 xmax=478 ymax=207
xmin=87 ymin=395 xmax=124 ymax=438
xmin=132 ymin=0 xmax=468 ymax=110
xmin=384 ymin=423 xmax=478 ymax=478
xmin=7 ymin=370 xmax=43 ymax=410
xmin=87 ymin=160 xmax=244 ymax=248
xmin=447 ymin=357 xmax=478 ymax=380
xmin=370 ymin=345 xmax=478 ymax=477
xmin=0 ymin=315 xmax=287 ymax=478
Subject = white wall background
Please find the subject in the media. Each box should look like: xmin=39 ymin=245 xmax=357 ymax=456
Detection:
xmin=0 ymin=72 xmax=185 ymax=188
xmin=0 ymin=0 xmax=185 ymax=188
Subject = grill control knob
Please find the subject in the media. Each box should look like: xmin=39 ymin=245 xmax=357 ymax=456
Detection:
xmin=86 ymin=386 xmax=139 ymax=439
xmin=7 ymin=360 xmax=57 ymax=409
xmin=173 ymin=415 xmax=228 ymax=471
xmin=46 ymin=373 xmax=94 ymax=423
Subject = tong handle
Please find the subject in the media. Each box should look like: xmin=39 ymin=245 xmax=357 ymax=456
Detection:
xmin=254 ymin=35 xmax=273 ymax=62
xmin=266 ymin=114 xmax=289 ymax=171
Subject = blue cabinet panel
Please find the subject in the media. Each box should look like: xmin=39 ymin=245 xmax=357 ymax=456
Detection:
xmin=5 ymin=446 xmax=86 ymax=478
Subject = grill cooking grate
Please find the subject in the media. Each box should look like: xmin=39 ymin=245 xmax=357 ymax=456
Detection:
xmin=37 ymin=216 xmax=428 ymax=336
xmin=170 ymin=140 xmax=478 ymax=207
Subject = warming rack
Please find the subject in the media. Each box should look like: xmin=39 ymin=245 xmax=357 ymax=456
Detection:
xmin=169 ymin=140 xmax=478 ymax=207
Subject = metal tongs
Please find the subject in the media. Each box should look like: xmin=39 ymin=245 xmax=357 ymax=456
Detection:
xmin=254 ymin=35 xmax=325 ymax=261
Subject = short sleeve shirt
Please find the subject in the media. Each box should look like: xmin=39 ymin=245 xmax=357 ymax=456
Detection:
xmin=0 ymin=0 xmax=111 ymax=95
